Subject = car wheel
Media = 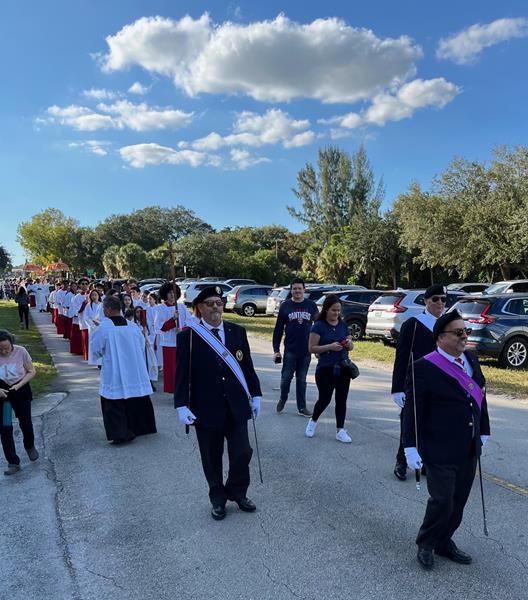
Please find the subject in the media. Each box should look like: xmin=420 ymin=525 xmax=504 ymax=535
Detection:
xmin=242 ymin=303 xmax=256 ymax=317
xmin=500 ymin=337 xmax=528 ymax=369
xmin=347 ymin=320 xmax=364 ymax=341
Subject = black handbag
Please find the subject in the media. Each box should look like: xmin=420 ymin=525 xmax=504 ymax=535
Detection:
xmin=341 ymin=358 xmax=360 ymax=379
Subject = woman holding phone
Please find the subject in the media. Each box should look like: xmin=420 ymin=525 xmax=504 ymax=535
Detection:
xmin=305 ymin=295 xmax=354 ymax=443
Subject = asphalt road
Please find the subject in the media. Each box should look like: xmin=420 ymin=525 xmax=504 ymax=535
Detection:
xmin=1 ymin=311 xmax=527 ymax=600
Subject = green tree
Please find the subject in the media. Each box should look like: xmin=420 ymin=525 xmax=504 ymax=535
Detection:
xmin=0 ymin=245 xmax=12 ymax=274
xmin=17 ymin=208 xmax=79 ymax=265
xmin=115 ymin=243 xmax=150 ymax=279
xmin=102 ymin=245 xmax=121 ymax=278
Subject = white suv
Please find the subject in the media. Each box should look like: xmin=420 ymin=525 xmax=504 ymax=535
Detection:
xmin=366 ymin=289 xmax=466 ymax=343
xmin=181 ymin=282 xmax=233 ymax=306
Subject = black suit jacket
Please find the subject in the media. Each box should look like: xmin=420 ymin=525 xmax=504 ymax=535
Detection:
xmin=402 ymin=351 xmax=491 ymax=465
xmin=174 ymin=321 xmax=262 ymax=428
xmin=391 ymin=317 xmax=436 ymax=393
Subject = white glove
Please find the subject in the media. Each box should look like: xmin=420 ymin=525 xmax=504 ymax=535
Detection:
xmin=404 ymin=447 xmax=423 ymax=470
xmin=251 ymin=396 xmax=261 ymax=419
xmin=177 ymin=406 xmax=196 ymax=425
xmin=392 ymin=392 xmax=406 ymax=408
xmin=480 ymin=435 xmax=489 ymax=446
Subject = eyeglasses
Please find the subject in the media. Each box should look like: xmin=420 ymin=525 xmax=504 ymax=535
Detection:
xmin=441 ymin=327 xmax=472 ymax=338
xmin=431 ymin=296 xmax=447 ymax=303
xmin=202 ymin=300 xmax=223 ymax=307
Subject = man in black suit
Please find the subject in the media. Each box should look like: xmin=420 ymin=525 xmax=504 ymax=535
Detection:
xmin=391 ymin=285 xmax=446 ymax=480
xmin=402 ymin=310 xmax=491 ymax=570
xmin=174 ymin=286 xmax=262 ymax=520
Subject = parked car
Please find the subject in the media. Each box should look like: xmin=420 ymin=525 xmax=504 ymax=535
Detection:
xmin=331 ymin=290 xmax=385 ymax=340
xmin=181 ymin=281 xmax=233 ymax=306
xmin=366 ymin=289 xmax=466 ymax=343
xmin=270 ymin=284 xmax=367 ymax=317
xmin=225 ymin=285 xmax=273 ymax=316
xmin=222 ymin=278 xmax=256 ymax=287
xmin=447 ymin=282 xmax=491 ymax=294
xmin=138 ymin=278 xmax=166 ymax=287
xmin=482 ymin=280 xmax=528 ymax=295
xmin=266 ymin=287 xmax=286 ymax=315
xmin=139 ymin=283 xmax=162 ymax=294
xmin=452 ymin=294 xmax=528 ymax=369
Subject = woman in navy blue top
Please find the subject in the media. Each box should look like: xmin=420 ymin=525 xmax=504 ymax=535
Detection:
xmin=305 ymin=295 xmax=354 ymax=443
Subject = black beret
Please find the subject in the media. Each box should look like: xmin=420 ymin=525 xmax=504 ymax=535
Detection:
xmin=433 ymin=310 xmax=463 ymax=340
xmin=193 ymin=285 xmax=224 ymax=307
xmin=424 ymin=284 xmax=447 ymax=299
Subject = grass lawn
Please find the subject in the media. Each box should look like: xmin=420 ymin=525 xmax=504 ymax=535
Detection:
xmin=0 ymin=300 xmax=57 ymax=396
xmin=225 ymin=311 xmax=528 ymax=399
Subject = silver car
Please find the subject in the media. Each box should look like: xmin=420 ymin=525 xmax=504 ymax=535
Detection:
xmin=366 ymin=289 xmax=466 ymax=343
xmin=225 ymin=285 xmax=273 ymax=317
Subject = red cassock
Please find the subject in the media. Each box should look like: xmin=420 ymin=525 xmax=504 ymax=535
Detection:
xmin=56 ymin=314 xmax=65 ymax=335
xmin=69 ymin=323 xmax=83 ymax=355
xmin=81 ymin=329 xmax=89 ymax=361
xmin=29 ymin=295 xmax=36 ymax=307
xmin=52 ymin=307 xmax=57 ymax=324
xmin=162 ymin=347 xmax=177 ymax=393
xmin=63 ymin=316 xmax=72 ymax=339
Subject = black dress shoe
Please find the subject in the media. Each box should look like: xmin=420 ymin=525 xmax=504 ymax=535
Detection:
xmin=393 ymin=462 xmax=407 ymax=481
xmin=233 ymin=497 xmax=257 ymax=512
xmin=436 ymin=541 xmax=472 ymax=564
xmin=211 ymin=505 xmax=226 ymax=520
xmin=417 ymin=547 xmax=434 ymax=570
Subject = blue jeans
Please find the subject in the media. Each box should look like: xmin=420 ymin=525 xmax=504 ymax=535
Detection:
xmin=280 ymin=353 xmax=311 ymax=410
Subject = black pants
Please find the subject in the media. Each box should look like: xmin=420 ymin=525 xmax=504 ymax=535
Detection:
xmin=195 ymin=417 xmax=253 ymax=506
xmin=396 ymin=411 xmax=406 ymax=465
xmin=312 ymin=365 xmax=351 ymax=428
xmin=416 ymin=455 xmax=477 ymax=550
xmin=18 ymin=304 xmax=29 ymax=329
xmin=100 ymin=396 xmax=156 ymax=442
xmin=0 ymin=381 xmax=34 ymax=466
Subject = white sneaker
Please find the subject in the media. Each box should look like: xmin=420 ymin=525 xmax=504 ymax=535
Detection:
xmin=336 ymin=429 xmax=352 ymax=443
xmin=305 ymin=419 xmax=317 ymax=438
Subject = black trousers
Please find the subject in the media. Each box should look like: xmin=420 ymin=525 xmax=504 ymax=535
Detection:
xmin=396 ymin=411 xmax=406 ymax=465
xmin=0 ymin=381 xmax=34 ymax=465
xmin=416 ymin=455 xmax=477 ymax=550
xmin=18 ymin=304 xmax=29 ymax=329
xmin=312 ymin=365 xmax=351 ymax=428
xmin=195 ymin=416 xmax=253 ymax=506
xmin=100 ymin=396 xmax=156 ymax=442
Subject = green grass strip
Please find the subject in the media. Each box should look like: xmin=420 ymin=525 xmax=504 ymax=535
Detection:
xmin=0 ymin=300 xmax=57 ymax=396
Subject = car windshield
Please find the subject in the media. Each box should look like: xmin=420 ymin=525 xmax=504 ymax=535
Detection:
xmin=278 ymin=288 xmax=291 ymax=299
xmin=485 ymin=283 xmax=509 ymax=294
xmin=269 ymin=290 xmax=281 ymax=298
xmin=372 ymin=294 xmax=402 ymax=306
xmin=453 ymin=300 xmax=491 ymax=315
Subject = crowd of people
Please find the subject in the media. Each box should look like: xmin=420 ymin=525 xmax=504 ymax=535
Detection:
xmin=0 ymin=276 xmax=491 ymax=570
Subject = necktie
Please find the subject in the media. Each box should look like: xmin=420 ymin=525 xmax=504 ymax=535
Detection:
xmin=211 ymin=328 xmax=222 ymax=342
xmin=455 ymin=357 xmax=466 ymax=372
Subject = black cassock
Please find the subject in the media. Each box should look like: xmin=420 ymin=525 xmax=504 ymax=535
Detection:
xmin=402 ymin=351 xmax=490 ymax=551
xmin=391 ymin=316 xmax=437 ymax=466
xmin=174 ymin=321 xmax=262 ymax=506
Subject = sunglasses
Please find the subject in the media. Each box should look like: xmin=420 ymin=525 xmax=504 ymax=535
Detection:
xmin=431 ymin=296 xmax=447 ymax=303
xmin=202 ymin=300 xmax=223 ymax=307
xmin=442 ymin=327 xmax=472 ymax=338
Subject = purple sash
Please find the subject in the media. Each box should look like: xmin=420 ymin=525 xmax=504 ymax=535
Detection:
xmin=424 ymin=351 xmax=483 ymax=410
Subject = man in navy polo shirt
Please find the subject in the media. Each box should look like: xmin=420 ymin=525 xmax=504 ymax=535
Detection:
xmin=272 ymin=279 xmax=318 ymax=417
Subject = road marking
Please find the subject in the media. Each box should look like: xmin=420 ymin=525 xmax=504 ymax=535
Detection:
xmin=484 ymin=472 xmax=528 ymax=497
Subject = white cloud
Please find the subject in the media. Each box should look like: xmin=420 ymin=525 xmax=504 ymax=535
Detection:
xmin=229 ymin=148 xmax=270 ymax=170
xmin=45 ymin=101 xmax=193 ymax=131
xmin=437 ymin=17 xmax=528 ymax=65
xmin=82 ymin=88 xmax=119 ymax=100
xmin=119 ymin=143 xmax=207 ymax=168
xmin=100 ymin=14 xmax=422 ymax=103
xmin=189 ymin=108 xmax=315 ymax=151
xmin=68 ymin=140 xmax=111 ymax=156
xmin=322 ymin=78 xmax=460 ymax=130
xmin=128 ymin=81 xmax=150 ymax=95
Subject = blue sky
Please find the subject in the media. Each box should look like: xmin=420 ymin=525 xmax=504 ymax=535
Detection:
xmin=1 ymin=1 xmax=527 ymax=265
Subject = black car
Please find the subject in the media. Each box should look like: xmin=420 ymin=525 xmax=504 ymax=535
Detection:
xmin=318 ymin=290 xmax=384 ymax=340
xmin=453 ymin=294 xmax=528 ymax=369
